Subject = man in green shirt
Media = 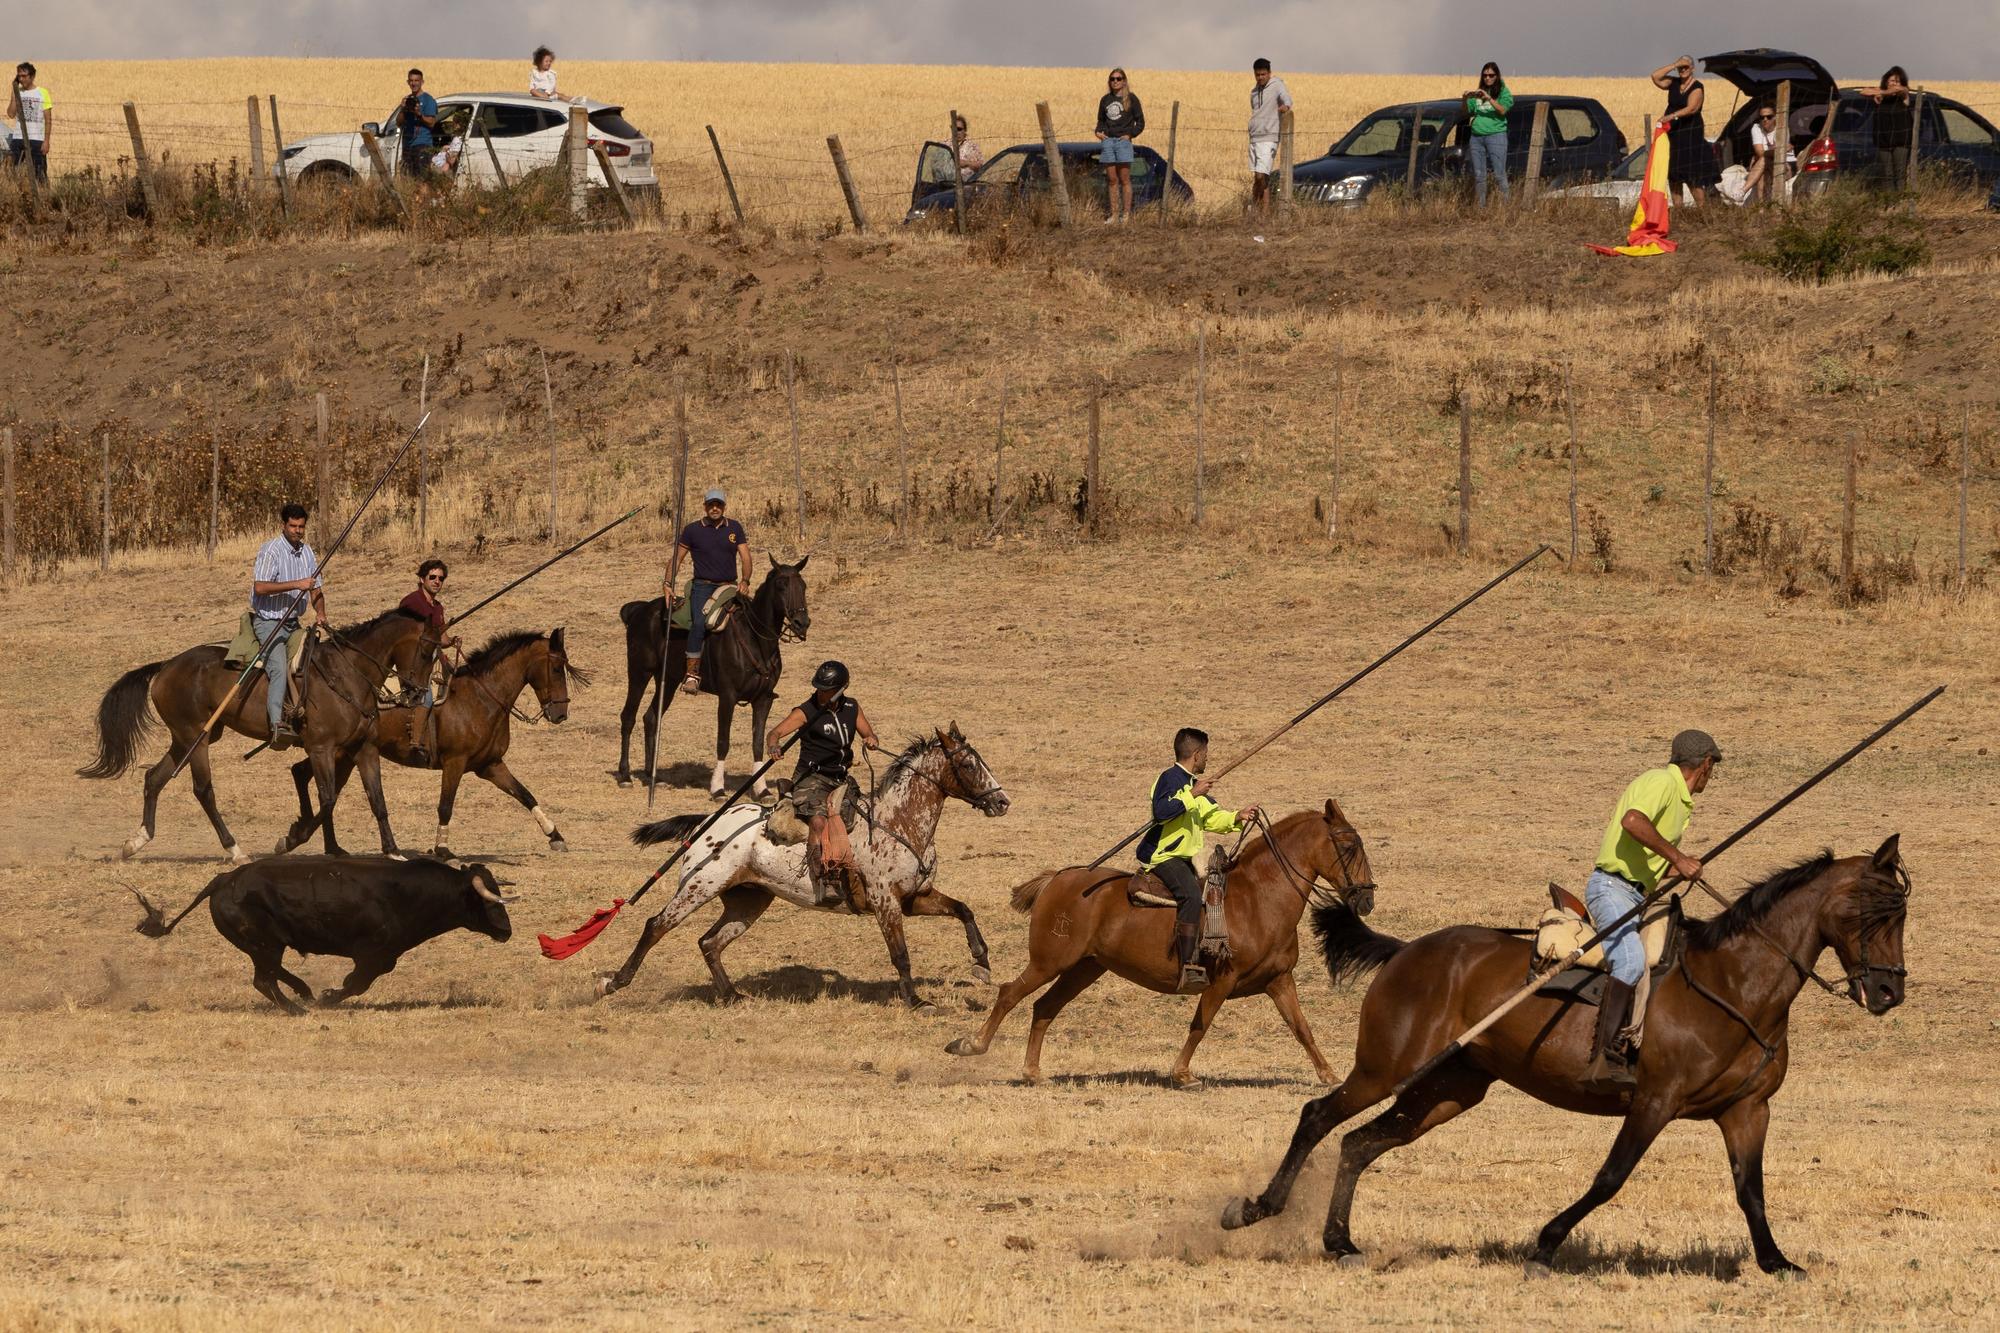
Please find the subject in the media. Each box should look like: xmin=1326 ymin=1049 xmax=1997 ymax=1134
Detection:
xmin=1582 ymin=729 xmax=1722 ymax=1091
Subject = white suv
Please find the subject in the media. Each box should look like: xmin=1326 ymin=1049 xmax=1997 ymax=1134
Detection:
xmin=279 ymin=91 xmax=657 ymax=195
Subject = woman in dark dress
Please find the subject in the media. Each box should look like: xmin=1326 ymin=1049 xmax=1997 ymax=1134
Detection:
xmin=1652 ymin=54 xmax=1720 ymax=203
xmin=1866 ymin=66 xmax=1915 ymax=189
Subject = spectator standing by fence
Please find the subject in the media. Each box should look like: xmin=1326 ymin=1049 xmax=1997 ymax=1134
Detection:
xmin=1464 ymin=61 xmax=1512 ymax=205
xmin=1744 ymin=101 xmax=1793 ymax=201
xmin=1866 ymin=66 xmax=1915 ymax=190
xmin=1653 ymin=55 xmax=1719 ymax=204
xmin=951 ymin=113 xmax=984 ymax=177
xmin=397 ymin=69 xmax=439 ymax=179
xmin=1095 ymin=68 xmax=1144 ymax=224
xmin=8 ymin=62 xmax=51 ymax=181
xmin=1248 ymin=58 xmax=1292 ymax=216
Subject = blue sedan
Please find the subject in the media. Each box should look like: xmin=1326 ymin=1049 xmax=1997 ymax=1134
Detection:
xmin=906 ymin=140 xmax=1193 ymax=222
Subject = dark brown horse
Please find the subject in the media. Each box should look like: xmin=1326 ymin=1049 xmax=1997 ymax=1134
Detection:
xmin=80 ymin=608 xmax=437 ymax=862
xmin=944 ymin=802 xmax=1378 ymax=1087
xmin=285 ymin=628 xmax=586 ymax=859
xmin=1221 ymin=836 xmax=1912 ymax=1277
xmin=615 ymin=556 xmax=810 ymax=797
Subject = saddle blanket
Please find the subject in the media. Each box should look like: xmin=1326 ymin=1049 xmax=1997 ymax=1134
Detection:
xmin=223 ymin=612 xmax=311 ymax=671
xmin=1530 ymin=885 xmax=1682 ymax=1007
xmin=669 ymin=584 xmax=740 ymax=633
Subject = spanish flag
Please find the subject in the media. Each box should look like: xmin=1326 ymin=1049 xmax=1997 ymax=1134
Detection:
xmin=1589 ymin=121 xmax=1676 ymax=257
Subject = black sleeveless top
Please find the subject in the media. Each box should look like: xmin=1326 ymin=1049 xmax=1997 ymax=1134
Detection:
xmin=795 ymin=695 xmax=859 ymax=779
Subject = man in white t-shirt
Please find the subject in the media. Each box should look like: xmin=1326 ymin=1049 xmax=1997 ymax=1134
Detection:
xmin=8 ymin=62 xmax=52 ymax=181
xmin=1745 ymin=101 xmax=1795 ymax=202
xmin=1248 ymin=57 xmax=1292 ymax=215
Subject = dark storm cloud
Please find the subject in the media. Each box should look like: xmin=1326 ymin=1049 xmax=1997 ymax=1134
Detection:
xmin=8 ymin=0 xmax=1995 ymax=78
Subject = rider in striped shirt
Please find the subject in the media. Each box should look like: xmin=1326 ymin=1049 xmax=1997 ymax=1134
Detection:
xmin=250 ymin=503 xmax=327 ymax=750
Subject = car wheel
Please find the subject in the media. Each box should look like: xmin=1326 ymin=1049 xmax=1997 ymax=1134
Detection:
xmin=298 ymin=162 xmax=355 ymax=192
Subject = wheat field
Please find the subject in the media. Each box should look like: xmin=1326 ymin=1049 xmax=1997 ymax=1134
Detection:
xmin=31 ymin=60 xmax=2000 ymax=222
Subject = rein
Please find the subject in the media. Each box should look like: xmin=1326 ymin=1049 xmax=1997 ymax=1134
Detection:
xmin=1241 ymin=811 xmax=1375 ymax=908
xmin=853 ymin=736 xmax=1004 ymax=888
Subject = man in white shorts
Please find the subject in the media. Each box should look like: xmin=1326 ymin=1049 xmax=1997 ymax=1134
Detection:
xmin=1248 ymin=58 xmax=1293 ymax=215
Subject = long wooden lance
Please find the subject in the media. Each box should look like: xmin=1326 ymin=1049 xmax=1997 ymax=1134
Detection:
xmin=171 ymin=412 xmax=430 ymax=782
xmin=1384 ymin=684 xmax=1945 ymax=1101
xmin=1088 ymin=544 xmax=1552 ymax=869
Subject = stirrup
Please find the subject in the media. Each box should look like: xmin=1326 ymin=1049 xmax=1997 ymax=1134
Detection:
xmin=1175 ymin=964 xmax=1210 ymax=995
xmin=679 ymin=671 xmax=701 ymax=694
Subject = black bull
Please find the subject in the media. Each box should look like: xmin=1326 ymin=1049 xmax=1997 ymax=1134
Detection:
xmin=132 ymin=856 xmax=515 ymax=1013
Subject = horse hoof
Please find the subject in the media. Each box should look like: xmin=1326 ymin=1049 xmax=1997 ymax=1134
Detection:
xmin=273 ymin=836 xmax=293 ymax=856
xmin=712 ymin=990 xmax=743 ymax=1007
xmin=1522 ymin=1260 xmax=1553 ymax=1281
xmin=1220 ymin=1197 xmax=1254 ymax=1230
xmin=227 ymin=844 xmax=252 ymax=866
xmin=550 ymin=838 xmax=568 ymax=853
xmin=121 ymin=831 xmax=150 ymax=860
xmin=317 ymin=989 xmax=344 ymax=1007
xmin=911 ymin=1000 xmax=939 ymax=1016
xmin=594 ymin=974 xmax=619 ymax=1000
xmin=433 ymin=846 xmax=454 ymax=860
xmin=616 ymin=776 xmax=632 ymax=789
xmin=971 ymin=965 xmax=991 ymax=984
xmin=1170 ymin=1073 xmax=1203 ymax=1091
xmin=944 ymin=1036 xmax=980 ymax=1057
xmin=1333 ymin=1251 xmax=1367 ymax=1271
xmin=1771 ymin=1264 xmax=1809 ymax=1283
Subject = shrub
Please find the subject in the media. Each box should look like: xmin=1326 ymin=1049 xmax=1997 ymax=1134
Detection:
xmin=1744 ymin=195 xmax=1929 ymax=285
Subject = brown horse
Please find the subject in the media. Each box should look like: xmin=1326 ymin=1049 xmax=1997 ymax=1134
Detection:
xmin=80 ymin=607 xmax=437 ymax=862
xmin=1221 ymin=836 xmax=1912 ymax=1277
xmin=285 ymin=628 xmax=587 ymax=859
xmin=944 ymin=801 xmax=1378 ymax=1087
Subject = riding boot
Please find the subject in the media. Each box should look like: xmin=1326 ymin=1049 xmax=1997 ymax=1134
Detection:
xmin=807 ymin=816 xmax=843 ymax=908
xmin=410 ymin=704 xmax=435 ymax=766
xmin=1174 ymin=922 xmax=1208 ymax=995
xmin=679 ymin=653 xmax=702 ymax=694
xmin=1584 ymin=978 xmax=1639 ymax=1092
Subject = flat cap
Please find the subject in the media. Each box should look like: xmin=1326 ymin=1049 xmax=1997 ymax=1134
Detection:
xmin=1670 ymin=729 xmax=1723 ymax=766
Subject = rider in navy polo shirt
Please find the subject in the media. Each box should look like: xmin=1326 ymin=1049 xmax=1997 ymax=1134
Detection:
xmin=663 ymin=487 xmax=751 ymax=693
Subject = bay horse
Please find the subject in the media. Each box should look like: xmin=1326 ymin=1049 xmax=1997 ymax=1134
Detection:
xmin=599 ymin=724 xmax=1010 ymax=1010
xmin=79 ymin=607 xmax=437 ymax=862
xmin=614 ymin=556 xmax=810 ymax=797
xmin=944 ymin=801 xmax=1378 ymax=1088
xmin=284 ymin=628 xmax=587 ymax=859
xmin=1221 ymin=835 xmax=1912 ymax=1277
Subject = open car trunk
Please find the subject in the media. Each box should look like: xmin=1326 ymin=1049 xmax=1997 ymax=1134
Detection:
xmin=1699 ymin=48 xmax=1837 ymax=98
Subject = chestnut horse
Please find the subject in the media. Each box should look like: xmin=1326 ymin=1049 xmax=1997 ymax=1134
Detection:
xmin=944 ymin=801 xmax=1377 ymax=1087
xmin=1222 ymin=836 xmax=1912 ymax=1277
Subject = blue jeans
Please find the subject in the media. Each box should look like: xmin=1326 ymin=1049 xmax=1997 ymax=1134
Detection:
xmin=1584 ymin=869 xmax=1645 ymax=985
xmin=1470 ymin=131 xmax=1508 ymax=203
xmin=683 ymin=579 xmax=722 ymax=661
xmin=1099 ymin=136 xmax=1134 ymax=165
xmin=253 ymin=617 xmax=295 ymax=732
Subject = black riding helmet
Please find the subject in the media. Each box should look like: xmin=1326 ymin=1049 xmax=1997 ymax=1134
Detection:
xmin=812 ymin=660 xmax=850 ymax=692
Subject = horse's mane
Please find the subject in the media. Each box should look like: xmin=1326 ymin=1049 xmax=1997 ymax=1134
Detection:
xmin=877 ymin=734 xmax=940 ymax=793
xmin=458 ymin=629 xmax=544 ymax=677
xmin=335 ymin=606 xmax=423 ymax=639
xmin=1686 ymin=851 xmax=1836 ymax=951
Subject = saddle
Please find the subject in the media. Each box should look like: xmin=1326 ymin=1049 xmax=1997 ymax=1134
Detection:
xmin=223 ymin=612 xmax=312 ymax=673
xmin=1128 ymin=850 xmax=1234 ymax=964
xmin=767 ymin=778 xmax=865 ymax=913
xmin=1532 ymin=883 xmax=1684 ymax=1007
xmin=764 ymin=779 xmax=861 ymax=844
xmin=668 ymin=585 xmax=740 ymax=634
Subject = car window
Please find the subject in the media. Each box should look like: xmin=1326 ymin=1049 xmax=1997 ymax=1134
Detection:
xmin=588 ymin=110 xmax=643 ymax=139
xmin=1130 ymin=154 xmax=1153 ymax=180
xmin=1832 ymin=97 xmax=1872 ymax=135
xmin=975 ymin=148 xmax=1029 ymax=184
xmin=1938 ymin=105 xmax=1996 ymax=146
xmin=1613 ymin=146 xmax=1648 ymax=181
xmin=918 ymin=142 xmax=958 ymax=186
xmin=1552 ymin=107 xmax=1598 ymax=146
xmin=481 ymin=103 xmax=557 ymax=138
xmin=1334 ymin=109 xmax=1453 ymax=158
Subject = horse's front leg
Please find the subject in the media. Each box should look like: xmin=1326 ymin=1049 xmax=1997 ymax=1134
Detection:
xmin=870 ymin=887 xmax=928 ymax=1012
xmin=434 ymin=757 xmax=469 ymax=859
xmin=748 ymin=694 xmax=773 ymax=797
xmin=711 ymin=688 xmax=735 ymax=798
xmin=1718 ymin=1097 xmax=1804 ymax=1277
xmin=352 ymin=742 xmax=399 ymax=855
xmin=279 ymin=756 xmax=320 ymax=854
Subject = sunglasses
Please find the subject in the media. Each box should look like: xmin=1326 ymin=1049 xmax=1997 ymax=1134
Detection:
xmin=1109 ymin=76 xmax=1125 ymax=84
xmin=1759 ymin=114 xmax=1776 ymax=120
xmin=424 ymin=574 xmax=446 ymax=583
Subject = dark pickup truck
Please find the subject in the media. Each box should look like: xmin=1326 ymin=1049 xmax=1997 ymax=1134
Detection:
xmin=1292 ymin=94 xmax=1627 ymax=205
xmin=905 ymin=140 xmax=1194 ymax=222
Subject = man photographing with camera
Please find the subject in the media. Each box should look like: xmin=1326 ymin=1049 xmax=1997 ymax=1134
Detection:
xmin=397 ymin=68 xmax=439 ymax=179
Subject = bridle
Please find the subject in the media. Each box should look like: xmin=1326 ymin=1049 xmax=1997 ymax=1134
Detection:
xmin=855 ymin=734 xmax=1007 ymax=886
xmin=735 ymin=574 xmax=810 ymax=647
xmin=1241 ymin=810 xmax=1376 ymax=910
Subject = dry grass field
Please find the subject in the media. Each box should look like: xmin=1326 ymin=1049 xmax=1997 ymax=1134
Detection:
xmin=30 ymin=59 xmax=2000 ymax=222
xmin=2 ymin=539 xmax=1997 ymax=1329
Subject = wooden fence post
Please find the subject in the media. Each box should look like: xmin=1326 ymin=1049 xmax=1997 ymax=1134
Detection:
xmin=993 ymin=375 xmax=1007 ymax=521
xmin=1085 ymin=391 xmax=1102 ymax=534
xmin=1405 ymin=106 xmax=1424 ymax=194
xmin=1328 ymin=345 xmax=1341 ymax=541
xmin=591 ymin=142 xmax=635 ymax=225
xmin=1457 ymin=391 xmax=1472 ymax=555
xmin=1523 ymin=100 xmax=1550 ymax=199
xmin=1703 ymin=360 xmax=1717 ymax=573
xmin=786 ymin=353 xmax=806 ymax=545
xmin=1957 ymin=407 xmax=1969 ymax=594
xmin=1162 ymin=101 xmax=1180 ymax=219
xmin=541 ymin=350 xmax=557 ymax=545
xmin=893 ymin=366 xmax=910 ymax=542
xmin=949 ymin=109 xmax=967 ymax=235
xmin=1906 ymin=89 xmax=1924 ymax=191
xmin=480 ymin=119 xmax=506 ymax=186
xmin=1278 ymin=107 xmax=1295 ymax=208
xmin=1036 ymin=102 xmax=1072 ymax=227
xmin=1772 ymin=81 xmax=1792 ymax=204
xmin=418 ymin=353 xmax=430 ymax=546
xmin=1194 ymin=323 xmax=1207 ymax=526
xmin=2 ymin=428 xmax=14 ymax=582
xmin=567 ymin=106 xmax=589 ymax=218
xmin=1841 ymin=436 xmax=1857 ymax=601
xmin=268 ymin=95 xmax=293 ymax=217
xmin=208 ymin=430 xmax=219 ymax=562
xmin=1564 ymin=360 xmax=1579 ymax=570
xmin=673 ymin=388 xmax=690 ymax=542
xmin=826 ymin=136 xmax=869 ymax=234
xmin=707 ymin=125 xmax=745 ymax=224
xmin=358 ymin=129 xmax=406 ymax=216
xmin=124 ymin=102 xmax=157 ymax=217
xmin=314 ymin=393 xmax=329 ymax=522
xmin=247 ymin=95 xmax=268 ymax=198
xmin=101 ymin=431 xmax=112 ymax=572
xmin=1643 ymin=113 xmax=1653 ymax=142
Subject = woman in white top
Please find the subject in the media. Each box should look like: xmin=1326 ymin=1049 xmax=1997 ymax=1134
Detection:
xmin=529 ymin=47 xmax=565 ymax=101
xmin=1744 ymin=101 xmax=1794 ymax=202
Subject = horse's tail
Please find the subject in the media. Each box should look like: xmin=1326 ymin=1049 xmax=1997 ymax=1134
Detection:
xmin=1010 ymin=872 xmax=1057 ymax=914
xmin=1312 ymin=898 xmax=1405 ymax=988
xmin=631 ymin=813 xmax=706 ymax=848
xmin=130 ymin=875 xmax=226 ymax=939
xmin=78 ymin=660 xmax=166 ymax=779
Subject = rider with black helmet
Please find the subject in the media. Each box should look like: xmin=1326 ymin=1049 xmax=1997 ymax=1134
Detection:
xmin=766 ymin=660 xmax=880 ymax=905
